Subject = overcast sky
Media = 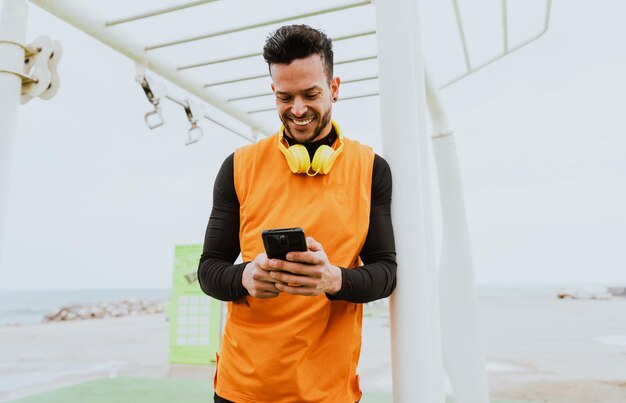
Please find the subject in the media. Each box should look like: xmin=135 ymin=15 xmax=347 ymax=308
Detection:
xmin=1 ymin=0 xmax=624 ymax=289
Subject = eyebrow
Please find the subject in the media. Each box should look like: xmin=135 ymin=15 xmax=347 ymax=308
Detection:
xmin=275 ymin=86 xmax=322 ymax=96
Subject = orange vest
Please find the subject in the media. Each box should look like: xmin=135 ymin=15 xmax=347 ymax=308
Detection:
xmin=214 ymin=128 xmax=374 ymax=403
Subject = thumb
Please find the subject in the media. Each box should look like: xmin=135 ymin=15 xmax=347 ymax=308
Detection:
xmin=306 ymin=236 xmax=323 ymax=252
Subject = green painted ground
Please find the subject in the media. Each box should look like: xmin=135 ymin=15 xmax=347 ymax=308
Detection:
xmin=10 ymin=377 xmax=533 ymax=403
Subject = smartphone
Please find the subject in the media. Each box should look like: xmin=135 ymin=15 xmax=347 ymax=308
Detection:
xmin=262 ymin=227 xmax=307 ymax=260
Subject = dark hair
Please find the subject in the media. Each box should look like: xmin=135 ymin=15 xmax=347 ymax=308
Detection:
xmin=263 ymin=25 xmax=334 ymax=82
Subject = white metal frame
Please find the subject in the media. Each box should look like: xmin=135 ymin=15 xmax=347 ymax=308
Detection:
xmin=0 ymin=1 xmax=555 ymax=401
xmin=28 ymin=0 xmax=277 ymax=136
xmin=0 ymin=0 xmax=28 ymax=265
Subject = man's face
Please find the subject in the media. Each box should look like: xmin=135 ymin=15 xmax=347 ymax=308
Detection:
xmin=270 ymin=54 xmax=340 ymax=144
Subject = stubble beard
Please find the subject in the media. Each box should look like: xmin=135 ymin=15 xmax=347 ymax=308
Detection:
xmin=282 ymin=108 xmax=332 ymax=144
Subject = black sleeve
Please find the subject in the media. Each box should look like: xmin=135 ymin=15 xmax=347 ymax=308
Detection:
xmin=327 ymin=154 xmax=397 ymax=303
xmin=197 ymin=153 xmax=249 ymax=301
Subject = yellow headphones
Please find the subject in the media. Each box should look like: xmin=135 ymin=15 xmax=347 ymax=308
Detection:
xmin=277 ymin=120 xmax=344 ymax=176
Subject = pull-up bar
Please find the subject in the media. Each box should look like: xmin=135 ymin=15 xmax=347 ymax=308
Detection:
xmin=144 ymin=1 xmax=372 ymax=51
xmin=175 ymin=30 xmax=376 ymax=70
xmin=228 ymin=75 xmax=378 ymax=102
xmin=198 ymin=53 xmax=377 ymax=83
xmin=247 ymin=91 xmax=379 ymax=115
xmin=105 ymin=0 xmax=220 ymax=27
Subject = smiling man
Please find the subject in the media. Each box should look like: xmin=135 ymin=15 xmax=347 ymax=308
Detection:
xmin=198 ymin=25 xmax=397 ymax=403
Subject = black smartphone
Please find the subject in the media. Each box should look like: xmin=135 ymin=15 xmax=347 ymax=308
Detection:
xmin=262 ymin=227 xmax=307 ymax=260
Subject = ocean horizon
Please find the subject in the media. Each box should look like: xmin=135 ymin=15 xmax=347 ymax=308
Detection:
xmin=1 ymin=283 xmax=623 ymax=326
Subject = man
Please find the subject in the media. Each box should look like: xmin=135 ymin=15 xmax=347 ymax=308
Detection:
xmin=198 ymin=25 xmax=396 ymax=403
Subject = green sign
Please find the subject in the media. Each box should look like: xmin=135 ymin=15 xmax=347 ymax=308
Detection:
xmin=168 ymin=244 xmax=222 ymax=365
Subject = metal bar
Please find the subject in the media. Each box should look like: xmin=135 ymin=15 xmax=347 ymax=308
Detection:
xmin=228 ymin=76 xmax=378 ymax=102
xmin=145 ymin=1 xmax=372 ymax=51
xmin=333 ymin=29 xmax=376 ymax=42
xmin=246 ymin=91 xmax=380 ymax=114
xmin=247 ymin=106 xmax=276 ymax=115
xmin=202 ymin=54 xmax=377 ymax=85
xmin=105 ymin=0 xmax=219 ymax=27
xmin=0 ymin=0 xmax=29 ymax=269
xmin=425 ymin=68 xmax=490 ymax=403
xmin=176 ymin=30 xmax=377 ymax=70
xmin=335 ymin=54 xmax=377 ymax=65
xmin=180 ymin=51 xmax=261 ymax=70
xmin=440 ymin=0 xmax=552 ymax=90
xmin=180 ymin=53 xmax=376 ymax=73
xmin=451 ymin=0 xmax=472 ymax=72
xmin=29 ymin=0 xmax=275 ymax=135
xmin=342 ymin=75 xmax=378 ymax=84
xmin=502 ymin=0 xmax=509 ymax=52
xmin=228 ymin=91 xmax=273 ymax=102
xmin=339 ymin=92 xmax=378 ymax=101
xmin=204 ymin=73 xmax=268 ymax=87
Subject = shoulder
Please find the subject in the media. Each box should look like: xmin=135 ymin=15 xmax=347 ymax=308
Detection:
xmin=235 ymin=133 xmax=277 ymax=155
xmin=214 ymin=153 xmax=238 ymax=204
xmin=372 ymin=154 xmax=392 ymax=203
xmin=234 ymin=134 xmax=278 ymax=166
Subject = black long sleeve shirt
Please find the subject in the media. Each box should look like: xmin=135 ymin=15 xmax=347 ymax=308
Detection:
xmin=198 ymin=134 xmax=397 ymax=304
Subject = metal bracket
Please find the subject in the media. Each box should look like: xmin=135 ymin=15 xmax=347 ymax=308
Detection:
xmin=20 ymin=36 xmax=63 ymax=104
xmin=183 ymin=98 xmax=204 ymax=145
xmin=135 ymin=63 xmax=166 ymax=129
xmin=0 ymin=37 xmax=62 ymax=104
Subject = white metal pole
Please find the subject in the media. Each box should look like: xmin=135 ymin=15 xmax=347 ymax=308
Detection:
xmin=374 ymin=1 xmax=444 ymax=402
xmin=0 ymin=0 xmax=28 ymax=266
xmin=426 ymin=69 xmax=490 ymax=403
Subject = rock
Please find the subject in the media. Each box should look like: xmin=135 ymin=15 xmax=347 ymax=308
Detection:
xmin=43 ymin=299 xmax=167 ymax=322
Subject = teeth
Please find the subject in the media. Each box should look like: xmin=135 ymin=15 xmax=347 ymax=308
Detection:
xmin=292 ymin=118 xmax=313 ymax=126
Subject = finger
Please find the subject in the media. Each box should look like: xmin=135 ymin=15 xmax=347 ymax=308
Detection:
xmin=269 ymin=271 xmax=316 ymax=287
xmin=276 ymin=283 xmax=318 ymax=296
xmin=306 ymin=237 xmax=322 ymax=251
xmin=271 ymin=259 xmax=320 ymax=276
xmin=252 ymin=269 xmax=281 ymax=283
xmin=284 ymin=251 xmax=323 ymax=265
xmin=253 ymin=290 xmax=280 ymax=299
xmin=255 ymin=253 xmax=270 ymax=270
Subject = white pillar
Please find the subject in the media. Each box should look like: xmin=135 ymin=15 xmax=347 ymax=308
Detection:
xmin=0 ymin=0 xmax=28 ymax=266
xmin=374 ymin=1 xmax=445 ymax=402
xmin=426 ymin=71 xmax=490 ymax=403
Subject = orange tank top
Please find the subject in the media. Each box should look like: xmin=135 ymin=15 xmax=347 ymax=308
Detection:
xmin=214 ymin=126 xmax=374 ymax=403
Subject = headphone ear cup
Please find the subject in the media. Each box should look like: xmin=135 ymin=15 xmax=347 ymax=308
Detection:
xmin=285 ymin=144 xmax=311 ymax=173
xmin=311 ymin=145 xmax=337 ymax=174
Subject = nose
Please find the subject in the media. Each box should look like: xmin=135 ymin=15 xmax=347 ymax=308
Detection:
xmin=290 ymin=97 xmax=307 ymax=117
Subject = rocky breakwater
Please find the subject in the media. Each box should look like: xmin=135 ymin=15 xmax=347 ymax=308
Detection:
xmin=44 ymin=299 xmax=166 ymax=322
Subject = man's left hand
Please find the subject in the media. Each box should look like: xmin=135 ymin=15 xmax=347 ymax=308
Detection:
xmin=267 ymin=236 xmax=342 ymax=296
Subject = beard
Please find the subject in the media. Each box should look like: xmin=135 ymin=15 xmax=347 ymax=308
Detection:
xmin=281 ymin=108 xmax=332 ymax=144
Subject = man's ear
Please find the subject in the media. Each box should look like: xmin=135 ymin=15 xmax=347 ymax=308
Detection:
xmin=331 ymin=77 xmax=341 ymax=102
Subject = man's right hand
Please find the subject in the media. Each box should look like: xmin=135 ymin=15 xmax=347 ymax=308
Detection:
xmin=242 ymin=253 xmax=282 ymax=299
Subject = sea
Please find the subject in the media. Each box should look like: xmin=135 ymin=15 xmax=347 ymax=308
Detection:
xmin=0 ymin=288 xmax=170 ymax=326
xmin=0 ymin=283 xmax=622 ymax=326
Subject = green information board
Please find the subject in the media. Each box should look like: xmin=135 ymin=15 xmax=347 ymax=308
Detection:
xmin=168 ymin=244 xmax=222 ymax=365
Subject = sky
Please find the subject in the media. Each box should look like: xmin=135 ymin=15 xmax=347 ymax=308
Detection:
xmin=0 ymin=0 xmax=624 ymax=289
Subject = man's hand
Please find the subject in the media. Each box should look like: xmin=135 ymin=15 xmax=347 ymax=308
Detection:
xmin=242 ymin=253 xmax=282 ymax=299
xmin=267 ymin=237 xmax=342 ymax=297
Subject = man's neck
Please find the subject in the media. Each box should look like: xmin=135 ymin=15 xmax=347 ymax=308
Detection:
xmin=284 ymin=125 xmax=337 ymax=161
